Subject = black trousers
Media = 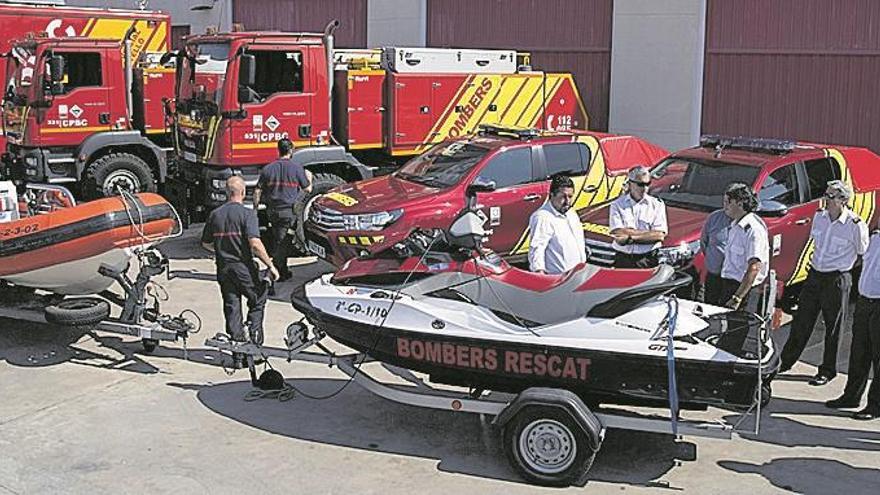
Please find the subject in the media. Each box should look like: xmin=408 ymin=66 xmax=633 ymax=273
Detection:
xmin=614 ymin=250 xmax=659 ymax=269
xmin=268 ymin=207 xmax=295 ymax=278
xmin=780 ymin=269 xmax=851 ymax=377
xmin=217 ymin=262 xmax=268 ymax=344
xmin=841 ymin=296 xmax=880 ymax=409
xmin=704 ymin=272 xmax=724 ymax=306
xmin=719 ymin=277 xmax=763 ymax=314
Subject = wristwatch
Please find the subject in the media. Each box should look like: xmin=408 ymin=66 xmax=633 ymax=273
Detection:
xmin=730 ymin=294 xmax=742 ymax=306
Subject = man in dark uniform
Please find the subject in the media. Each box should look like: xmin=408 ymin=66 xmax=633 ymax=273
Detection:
xmin=252 ymin=138 xmax=312 ymax=282
xmin=202 ymin=176 xmax=279 ymax=367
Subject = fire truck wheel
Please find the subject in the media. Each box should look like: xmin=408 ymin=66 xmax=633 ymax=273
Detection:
xmin=84 ymin=152 xmax=157 ymax=199
xmin=44 ymin=297 xmax=111 ymax=327
xmin=293 ymin=172 xmax=346 ymax=252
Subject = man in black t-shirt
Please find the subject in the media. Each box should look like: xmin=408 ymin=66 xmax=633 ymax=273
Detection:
xmin=202 ymin=176 xmax=279 ymax=366
xmin=253 ymin=138 xmax=312 ymax=281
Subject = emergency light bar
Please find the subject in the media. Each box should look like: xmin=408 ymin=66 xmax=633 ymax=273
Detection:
xmin=700 ymin=135 xmax=796 ymax=154
xmin=478 ymin=124 xmax=539 ymax=140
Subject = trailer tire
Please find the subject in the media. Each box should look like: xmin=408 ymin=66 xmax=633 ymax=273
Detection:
xmin=44 ymin=297 xmax=110 ymax=327
xmin=84 ymin=152 xmax=156 ymax=199
xmin=142 ymin=338 xmax=158 ymax=353
xmin=503 ymin=405 xmax=597 ymax=487
xmin=292 ymin=172 xmax=347 ymax=253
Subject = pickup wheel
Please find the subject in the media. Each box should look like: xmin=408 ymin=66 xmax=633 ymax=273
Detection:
xmin=292 ymin=172 xmax=346 ymax=254
xmin=84 ymin=152 xmax=156 ymax=199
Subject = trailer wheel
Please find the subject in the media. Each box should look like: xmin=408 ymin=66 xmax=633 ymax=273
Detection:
xmin=44 ymin=297 xmax=110 ymax=327
xmin=141 ymin=338 xmax=158 ymax=353
xmin=503 ymin=406 xmax=597 ymax=487
xmin=84 ymin=152 xmax=156 ymax=199
xmin=293 ymin=172 xmax=347 ymax=253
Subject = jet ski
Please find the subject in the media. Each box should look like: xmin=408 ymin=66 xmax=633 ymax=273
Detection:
xmin=0 ymin=184 xmax=180 ymax=295
xmin=291 ymin=181 xmax=779 ymax=410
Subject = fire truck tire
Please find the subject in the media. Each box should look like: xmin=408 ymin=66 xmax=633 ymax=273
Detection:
xmin=44 ymin=297 xmax=111 ymax=327
xmin=84 ymin=153 xmax=156 ymax=199
xmin=292 ymin=172 xmax=346 ymax=253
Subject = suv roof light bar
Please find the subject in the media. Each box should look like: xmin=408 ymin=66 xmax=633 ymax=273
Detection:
xmin=700 ymin=134 xmax=796 ymax=155
xmin=477 ymin=124 xmax=539 ymax=141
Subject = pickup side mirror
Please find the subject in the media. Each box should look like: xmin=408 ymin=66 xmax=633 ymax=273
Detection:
xmin=757 ymin=199 xmax=789 ymax=217
xmin=239 ymin=53 xmax=256 ymax=88
xmin=467 ymin=176 xmax=496 ymax=196
xmin=49 ymin=54 xmax=65 ymax=83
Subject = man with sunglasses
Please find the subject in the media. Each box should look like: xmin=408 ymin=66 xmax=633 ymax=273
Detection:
xmin=609 ymin=166 xmax=668 ymax=268
xmin=780 ymin=180 xmax=869 ymax=386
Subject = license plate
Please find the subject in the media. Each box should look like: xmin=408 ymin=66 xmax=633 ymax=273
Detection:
xmin=307 ymin=239 xmax=326 ymax=258
xmin=182 ymin=151 xmax=197 ymax=162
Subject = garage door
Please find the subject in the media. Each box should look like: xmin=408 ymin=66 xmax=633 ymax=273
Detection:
xmin=232 ymin=0 xmax=367 ymax=48
xmin=427 ymin=0 xmax=613 ymax=131
xmin=702 ymin=0 xmax=880 ymax=152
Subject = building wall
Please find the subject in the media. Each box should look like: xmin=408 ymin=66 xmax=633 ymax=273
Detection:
xmin=608 ymin=0 xmax=706 ymax=151
xmin=367 ymin=0 xmax=424 ymax=47
xmin=65 ymin=0 xmax=233 ymax=43
xmin=231 ymin=0 xmax=367 ymax=48
xmin=702 ymin=0 xmax=880 ymax=152
xmin=426 ymin=0 xmax=613 ymax=131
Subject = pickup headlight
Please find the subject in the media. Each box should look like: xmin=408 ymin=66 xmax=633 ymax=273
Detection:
xmin=658 ymin=240 xmax=701 ymax=267
xmin=210 ymin=178 xmax=226 ymax=190
xmin=342 ymin=208 xmax=403 ymax=231
xmin=24 ymin=156 xmax=37 ymax=167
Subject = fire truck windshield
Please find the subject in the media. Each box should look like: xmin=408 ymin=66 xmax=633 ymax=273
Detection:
xmin=395 ymin=141 xmax=490 ymax=188
xmin=651 ymin=157 xmax=760 ymax=211
xmin=179 ymin=42 xmax=230 ymax=109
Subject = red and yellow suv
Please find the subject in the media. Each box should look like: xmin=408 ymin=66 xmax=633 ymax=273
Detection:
xmin=580 ymin=136 xmax=880 ymax=304
xmin=304 ymin=126 xmax=668 ymax=266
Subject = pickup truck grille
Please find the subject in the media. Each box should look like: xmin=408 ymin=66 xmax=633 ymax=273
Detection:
xmin=310 ymin=203 xmax=346 ymax=231
xmin=585 ymin=238 xmax=616 ymax=267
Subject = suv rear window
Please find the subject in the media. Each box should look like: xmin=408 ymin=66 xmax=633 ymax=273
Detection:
xmin=804 ymin=157 xmax=841 ymax=201
xmin=543 ymin=143 xmax=589 ymax=177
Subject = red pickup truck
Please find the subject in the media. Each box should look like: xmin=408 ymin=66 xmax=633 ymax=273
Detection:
xmin=304 ymin=126 xmax=668 ymax=266
xmin=579 ymin=136 xmax=880 ymax=306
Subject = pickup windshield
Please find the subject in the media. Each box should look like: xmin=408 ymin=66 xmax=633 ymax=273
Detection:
xmin=178 ymin=42 xmax=230 ymax=110
xmin=651 ymin=157 xmax=761 ymax=211
xmin=395 ymin=141 xmax=490 ymax=188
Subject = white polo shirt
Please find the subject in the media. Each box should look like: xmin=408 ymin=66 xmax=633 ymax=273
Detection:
xmin=609 ymin=193 xmax=668 ymax=254
xmin=809 ymin=208 xmax=869 ymax=272
xmin=859 ymin=231 xmax=880 ymax=299
xmin=721 ymin=212 xmax=770 ymax=286
xmin=528 ymin=201 xmax=587 ymax=274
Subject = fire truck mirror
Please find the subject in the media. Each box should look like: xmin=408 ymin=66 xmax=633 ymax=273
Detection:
xmin=49 ymin=54 xmax=65 ymax=83
xmin=240 ymin=53 xmax=256 ymax=88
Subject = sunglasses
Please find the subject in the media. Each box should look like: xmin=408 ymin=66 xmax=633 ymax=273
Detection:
xmin=824 ymin=192 xmax=844 ymax=200
xmin=631 ymin=180 xmax=651 ymax=188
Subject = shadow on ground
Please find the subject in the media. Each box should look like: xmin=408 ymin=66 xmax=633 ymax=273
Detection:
xmin=184 ymin=377 xmax=696 ymax=488
xmin=719 ymin=458 xmax=880 ymax=494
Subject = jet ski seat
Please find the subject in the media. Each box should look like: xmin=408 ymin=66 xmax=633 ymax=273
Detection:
xmin=454 ymin=263 xmax=677 ymax=326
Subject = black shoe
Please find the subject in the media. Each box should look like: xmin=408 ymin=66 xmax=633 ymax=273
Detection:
xmin=809 ymin=374 xmax=833 ymax=386
xmin=278 ymin=272 xmax=292 ymax=282
xmin=825 ymin=396 xmax=860 ymax=409
xmin=853 ymin=407 xmax=879 ymax=420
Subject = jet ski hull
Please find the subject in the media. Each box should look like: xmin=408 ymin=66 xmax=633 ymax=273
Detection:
xmin=292 ymin=284 xmax=779 ymax=410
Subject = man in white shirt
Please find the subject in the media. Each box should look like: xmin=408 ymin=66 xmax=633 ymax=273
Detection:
xmin=529 ymin=175 xmax=586 ymax=274
xmin=828 ymin=228 xmax=880 ymax=420
xmin=782 ymin=180 xmax=869 ymax=386
xmin=609 ymin=166 xmax=668 ymax=268
xmin=719 ymin=183 xmax=769 ymax=313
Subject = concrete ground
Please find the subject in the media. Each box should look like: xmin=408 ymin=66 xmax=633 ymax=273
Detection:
xmin=1 ymin=227 xmax=878 ymax=494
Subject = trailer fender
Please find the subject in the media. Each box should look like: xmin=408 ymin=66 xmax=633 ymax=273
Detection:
xmin=290 ymin=146 xmax=373 ymax=182
xmin=76 ymin=131 xmax=168 ymax=182
xmin=494 ymin=387 xmax=604 ymax=452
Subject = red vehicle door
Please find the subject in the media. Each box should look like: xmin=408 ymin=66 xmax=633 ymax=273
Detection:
xmin=37 ymin=48 xmax=114 ymax=147
xmin=230 ymin=46 xmax=315 ymax=165
xmin=755 ymin=162 xmax=814 ymax=286
xmin=471 ymin=146 xmax=545 ymax=254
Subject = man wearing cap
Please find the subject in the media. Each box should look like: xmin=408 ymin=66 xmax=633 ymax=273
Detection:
xmin=781 ymin=180 xmax=869 ymax=386
xmin=826 ymin=227 xmax=880 ymax=419
xmin=609 ymin=165 xmax=668 ymax=268
xmin=719 ymin=182 xmax=770 ymax=313
xmin=253 ymin=138 xmax=312 ymax=283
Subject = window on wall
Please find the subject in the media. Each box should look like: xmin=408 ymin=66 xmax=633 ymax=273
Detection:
xmin=171 ymin=25 xmax=191 ymax=51
xmin=759 ymin=165 xmax=800 ymax=206
xmin=478 ymin=147 xmax=534 ymax=189
xmin=55 ymin=52 xmax=102 ymax=93
xmin=804 ymin=157 xmax=842 ymax=201
xmin=240 ymin=50 xmax=303 ymax=103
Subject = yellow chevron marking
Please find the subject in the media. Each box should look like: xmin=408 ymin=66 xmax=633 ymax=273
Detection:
xmin=518 ymin=76 xmax=562 ymax=128
xmin=359 ymin=236 xmax=371 ymax=245
xmin=348 ymin=236 xmax=358 ymax=244
xmin=324 ymin=192 xmax=358 ymax=207
xmin=413 ymin=76 xmax=473 ymax=154
xmin=338 ymin=237 xmax=348 ymax=245
xmin=88 ymin=19 xmax=166 ymax=62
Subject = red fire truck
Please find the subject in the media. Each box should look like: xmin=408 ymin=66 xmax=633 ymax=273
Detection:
xmin=0 ymin=2 xmax=170 ymax=197
xmin=170 ymin=23 xmax=588 ymax=222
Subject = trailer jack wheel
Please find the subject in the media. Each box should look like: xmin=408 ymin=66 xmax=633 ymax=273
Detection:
xmin=141 ymin=338 xmax=159 ymax=353
xmin=503 ymin=406 xmax=597 ymax=487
